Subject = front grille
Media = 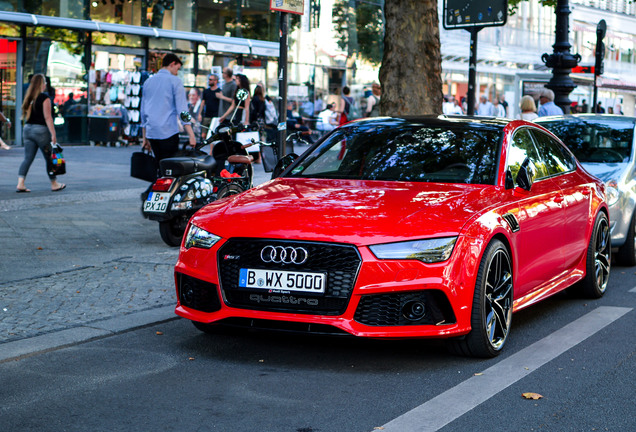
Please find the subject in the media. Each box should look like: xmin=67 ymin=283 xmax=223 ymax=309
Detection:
xmin=218 ymin=238 xmax=361 ymax=315
xmin=354 ymin=290 xmax=456 ymax=326
xmin=177 ymin=272 xmax=222 ymax=313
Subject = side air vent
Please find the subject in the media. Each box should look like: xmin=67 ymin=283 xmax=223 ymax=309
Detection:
xmin=502 ymin=213 xmax=520 ymax=233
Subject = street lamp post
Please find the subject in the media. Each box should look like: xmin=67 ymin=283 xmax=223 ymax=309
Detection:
xmin=541 ymin=0 xmax=581 ymax=114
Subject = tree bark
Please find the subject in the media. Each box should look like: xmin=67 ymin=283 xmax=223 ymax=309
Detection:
xmin=379 ymin=0 xmax=442 ymax=116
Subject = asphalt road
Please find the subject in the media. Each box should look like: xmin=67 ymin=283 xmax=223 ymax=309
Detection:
xmin=1 ymin=144 xmax=635 ymax=432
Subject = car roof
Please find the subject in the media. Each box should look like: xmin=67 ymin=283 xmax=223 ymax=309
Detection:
xmin=347 ymin=115 xmax=511 ymax=129
xmin=535 ymin=114 xmax=636 ymax=124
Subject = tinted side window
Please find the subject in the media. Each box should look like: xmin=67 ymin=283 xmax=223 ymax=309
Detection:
xmin=531 ymin=130 xmax=577 ymax=176
xmin=507 ymin=128 xmax=547 ymax=185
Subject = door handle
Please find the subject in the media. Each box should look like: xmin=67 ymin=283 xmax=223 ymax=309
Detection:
xmin=554 ymin=196 xmax=564 ymax=203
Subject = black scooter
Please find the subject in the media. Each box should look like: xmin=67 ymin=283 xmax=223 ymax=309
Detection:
xmin=142 ymin=89 xmax=254 ymax=246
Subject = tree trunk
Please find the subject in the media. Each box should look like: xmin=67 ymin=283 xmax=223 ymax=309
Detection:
xmin=379 ymin=0 xmax=442 ymax=116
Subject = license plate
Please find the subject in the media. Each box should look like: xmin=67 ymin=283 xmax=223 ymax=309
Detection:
xmin=144 ymin=192 xmax=171 ymax=213
xmin=239 ymin=268 xmax=326 ymax=294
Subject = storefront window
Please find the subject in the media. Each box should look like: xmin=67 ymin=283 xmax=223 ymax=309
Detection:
xmin=16 ymin=0 xmax=87 ymax=19
xmin=0 ymin=38 xmax=17 ymax=145
xmin=0 ymin=24 xmax=19 ymax=38
xmin=90 ymin=0 xmax=143 ymax=27
xmin=195 ymin=1 xmax=277 ymax=41
xmin=92 ymin=32 xmax=144 ymax=49
xmin=47 ymin=41 xmax=87 ymax=143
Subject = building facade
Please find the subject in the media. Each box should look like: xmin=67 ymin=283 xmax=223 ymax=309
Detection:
xmin=2 ymin=0 xmax=636 ymax=145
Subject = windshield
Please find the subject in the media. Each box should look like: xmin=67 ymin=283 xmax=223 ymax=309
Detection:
xmin=539 ymin=117 xmax=634 ymax=163
xmin=286 ymin=119 xmax=502 ymax=185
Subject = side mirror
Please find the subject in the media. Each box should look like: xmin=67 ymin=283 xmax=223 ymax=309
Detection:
xmin=272 ymin=153 xmax=298 ymax=179
xmin=180 ymin=111 xmax=192 ymax=123
xmin=505 ymin=169 xmax=514 ymax=190
xmin=236 ymin=88 xmax=249 ymax=102
xmin=516 ymin=157 xmax=534 ymax=191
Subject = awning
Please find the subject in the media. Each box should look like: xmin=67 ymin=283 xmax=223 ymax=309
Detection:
xmin=0 ymin=11 xmax=279 ymax=57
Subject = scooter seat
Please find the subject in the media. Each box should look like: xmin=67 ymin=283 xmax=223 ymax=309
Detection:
xmin=227 ymin=154 xmax=254 ymax=165
xmin=160 ymin=155 xmax=217 ymax=177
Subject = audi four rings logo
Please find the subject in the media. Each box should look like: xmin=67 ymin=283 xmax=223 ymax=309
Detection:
xmin=260 ymin=246 xmax=309 ymax=264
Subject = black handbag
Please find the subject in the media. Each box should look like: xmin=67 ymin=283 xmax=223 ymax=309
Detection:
xmin=130 ymin=149 xmax=157 ymax=182
xmin=46 ymin=143 xmax=66 ymax=176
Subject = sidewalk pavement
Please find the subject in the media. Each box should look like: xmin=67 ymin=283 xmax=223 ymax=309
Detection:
xmin=0 ymin=143 xmax=279 ymax=362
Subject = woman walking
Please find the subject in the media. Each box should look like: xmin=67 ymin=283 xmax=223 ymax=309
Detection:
xmin=16 ymin=74 xmax=65 ymax=192
xmin=219 ymin=73 xmax=251 ymax=126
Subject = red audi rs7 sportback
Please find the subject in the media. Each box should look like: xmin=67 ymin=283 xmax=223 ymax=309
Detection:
xmin=174 ymin=116 xmax=610 ymax=357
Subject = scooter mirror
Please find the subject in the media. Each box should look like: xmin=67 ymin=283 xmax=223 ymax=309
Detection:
xmin=236 ymin=88 xmax=249 ymax=102
xmin=180 ymin=111 xmax=192 ymax=123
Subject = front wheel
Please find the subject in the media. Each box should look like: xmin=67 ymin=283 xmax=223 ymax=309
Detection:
xmin=616 ymin=212 xmax=635 ymax=267
xmin=217 ymin=183 xmax=245 ymax=199
xmin=448 ymin=239 xmax=513 ymax=358
xmin=159 ymin=217 xmax=188 ymax=247
xmin=573 ymin=212 xmax=611 ymax=297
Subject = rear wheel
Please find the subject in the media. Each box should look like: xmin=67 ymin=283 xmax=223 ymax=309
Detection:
xmin=616 ymin=212 xmax=636 ymax=267
xmin=574 ymin=212 xmax=611 ymax=298
xmin=448 ymin=239 xmax=513 ymax=358
xmin=159 ymin=217 xmax=187 ymax=247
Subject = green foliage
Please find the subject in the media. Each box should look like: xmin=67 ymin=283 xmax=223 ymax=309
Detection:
xmin=508 ymin=0 xmax=556 ymax=15
xmin=333 ymin=0 xmax=385 ymax=65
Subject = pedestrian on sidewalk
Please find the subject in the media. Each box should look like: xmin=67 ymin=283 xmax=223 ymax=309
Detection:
xmin=517 ymin=95 xmax=538 ymax=121
xmin=0 ymin=109 xmax=11 ymax=150
xmin=218 ymin=68 xmax=237 ymax=117
xmin=537 ymin=89 xmax=564 ymax=117
xmin=140 ymin=53 xmax=195 ymax=163
xmin=199 ymin=73 xmax=222 ymax=137
xmin=16 ymin=74 xmax=66 ymax=193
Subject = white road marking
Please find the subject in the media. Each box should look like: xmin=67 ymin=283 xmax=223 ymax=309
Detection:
xmin=629 ymin=286 xmax=636 ymax=293
xmin=377 ymin=306 xmax=632 ymax=432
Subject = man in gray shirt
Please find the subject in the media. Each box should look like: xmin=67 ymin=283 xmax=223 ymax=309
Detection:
xmin=218 ymin=67 xmax=237 ymax=116
xmin=141 ymin=53 xmax=195 ymax=162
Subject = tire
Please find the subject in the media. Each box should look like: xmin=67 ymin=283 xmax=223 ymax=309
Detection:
xmin=217 ymin=183 xmax=245 ymax=199
xmin=159 ymin=219 xmax=186 ymax=247
xmin=574 ymin=212 xmax=611 ymax=298
xmin=616 ymin=212 xmax=636 ymax=267
xmin=448 ymin=239 xmax=513 ymax=358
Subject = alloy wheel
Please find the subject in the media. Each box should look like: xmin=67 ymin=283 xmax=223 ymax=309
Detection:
xmin=484 ymin=249 xmax=513 ymax=351
xmin=594 ymin=217 xmax=611 ymax=293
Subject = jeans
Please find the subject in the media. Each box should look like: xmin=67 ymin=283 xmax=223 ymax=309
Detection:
xmin=19 ymin=124 xmax=56 ymax=180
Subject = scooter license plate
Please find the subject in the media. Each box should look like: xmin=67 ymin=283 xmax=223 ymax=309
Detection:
xmin=144 ymin=192 xmax=170 ymax=213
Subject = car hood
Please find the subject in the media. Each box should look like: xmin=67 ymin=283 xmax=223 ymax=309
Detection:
xmin=581 ymin=162 xmax=628 ymax=183
xmin=192 ymin=178 xmax=498 ymax=246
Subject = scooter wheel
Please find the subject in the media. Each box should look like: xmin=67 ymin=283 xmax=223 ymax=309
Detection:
xmin=217 ymin=183 xmax=245 ymax=199
xmin=159 ymin=220 xmax=186 ymax=247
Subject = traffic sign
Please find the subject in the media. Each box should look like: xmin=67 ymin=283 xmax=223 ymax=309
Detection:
xmin=443 ymin=0 xmax=508 ymax=29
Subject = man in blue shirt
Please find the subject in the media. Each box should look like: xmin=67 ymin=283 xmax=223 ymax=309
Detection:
xmin=141 ymin=53 xmax=196 ymax=162
xmin=537 ymin=88 xmax=564 ymax=117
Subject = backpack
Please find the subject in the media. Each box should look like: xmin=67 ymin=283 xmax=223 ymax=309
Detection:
xmin=264 ymin=98 xmax=278 ymax=125
xmin=348 ymin=102 xmax=362 ymax=120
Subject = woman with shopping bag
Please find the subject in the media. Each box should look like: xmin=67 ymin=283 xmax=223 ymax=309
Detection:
xmin=16 ymin=74 xmax=66 ymax=193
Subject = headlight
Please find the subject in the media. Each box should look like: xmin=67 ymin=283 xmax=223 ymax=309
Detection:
xmin=184 ymin=224 xmax=221 ymax=249
xmin=606 ymin=180 xmax=619 ymax=206
xmin=369 ymin=237 xmax=457 ymax=263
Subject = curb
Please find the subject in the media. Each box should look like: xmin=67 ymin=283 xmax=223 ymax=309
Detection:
xmin=0 ymin=305 xmax=178 ymax=363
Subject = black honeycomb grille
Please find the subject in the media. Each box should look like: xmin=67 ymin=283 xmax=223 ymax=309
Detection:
xmin=354 ymin=291 xmax=456 ymax=326
xmin=218 ymin=238 xmax=361 ymax=315
xmin=177 ymin=272 xmax=222 ymax=313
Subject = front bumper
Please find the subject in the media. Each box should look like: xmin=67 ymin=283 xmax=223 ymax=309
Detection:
xmin=174 ymin=237 xmax=477 ymax=339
